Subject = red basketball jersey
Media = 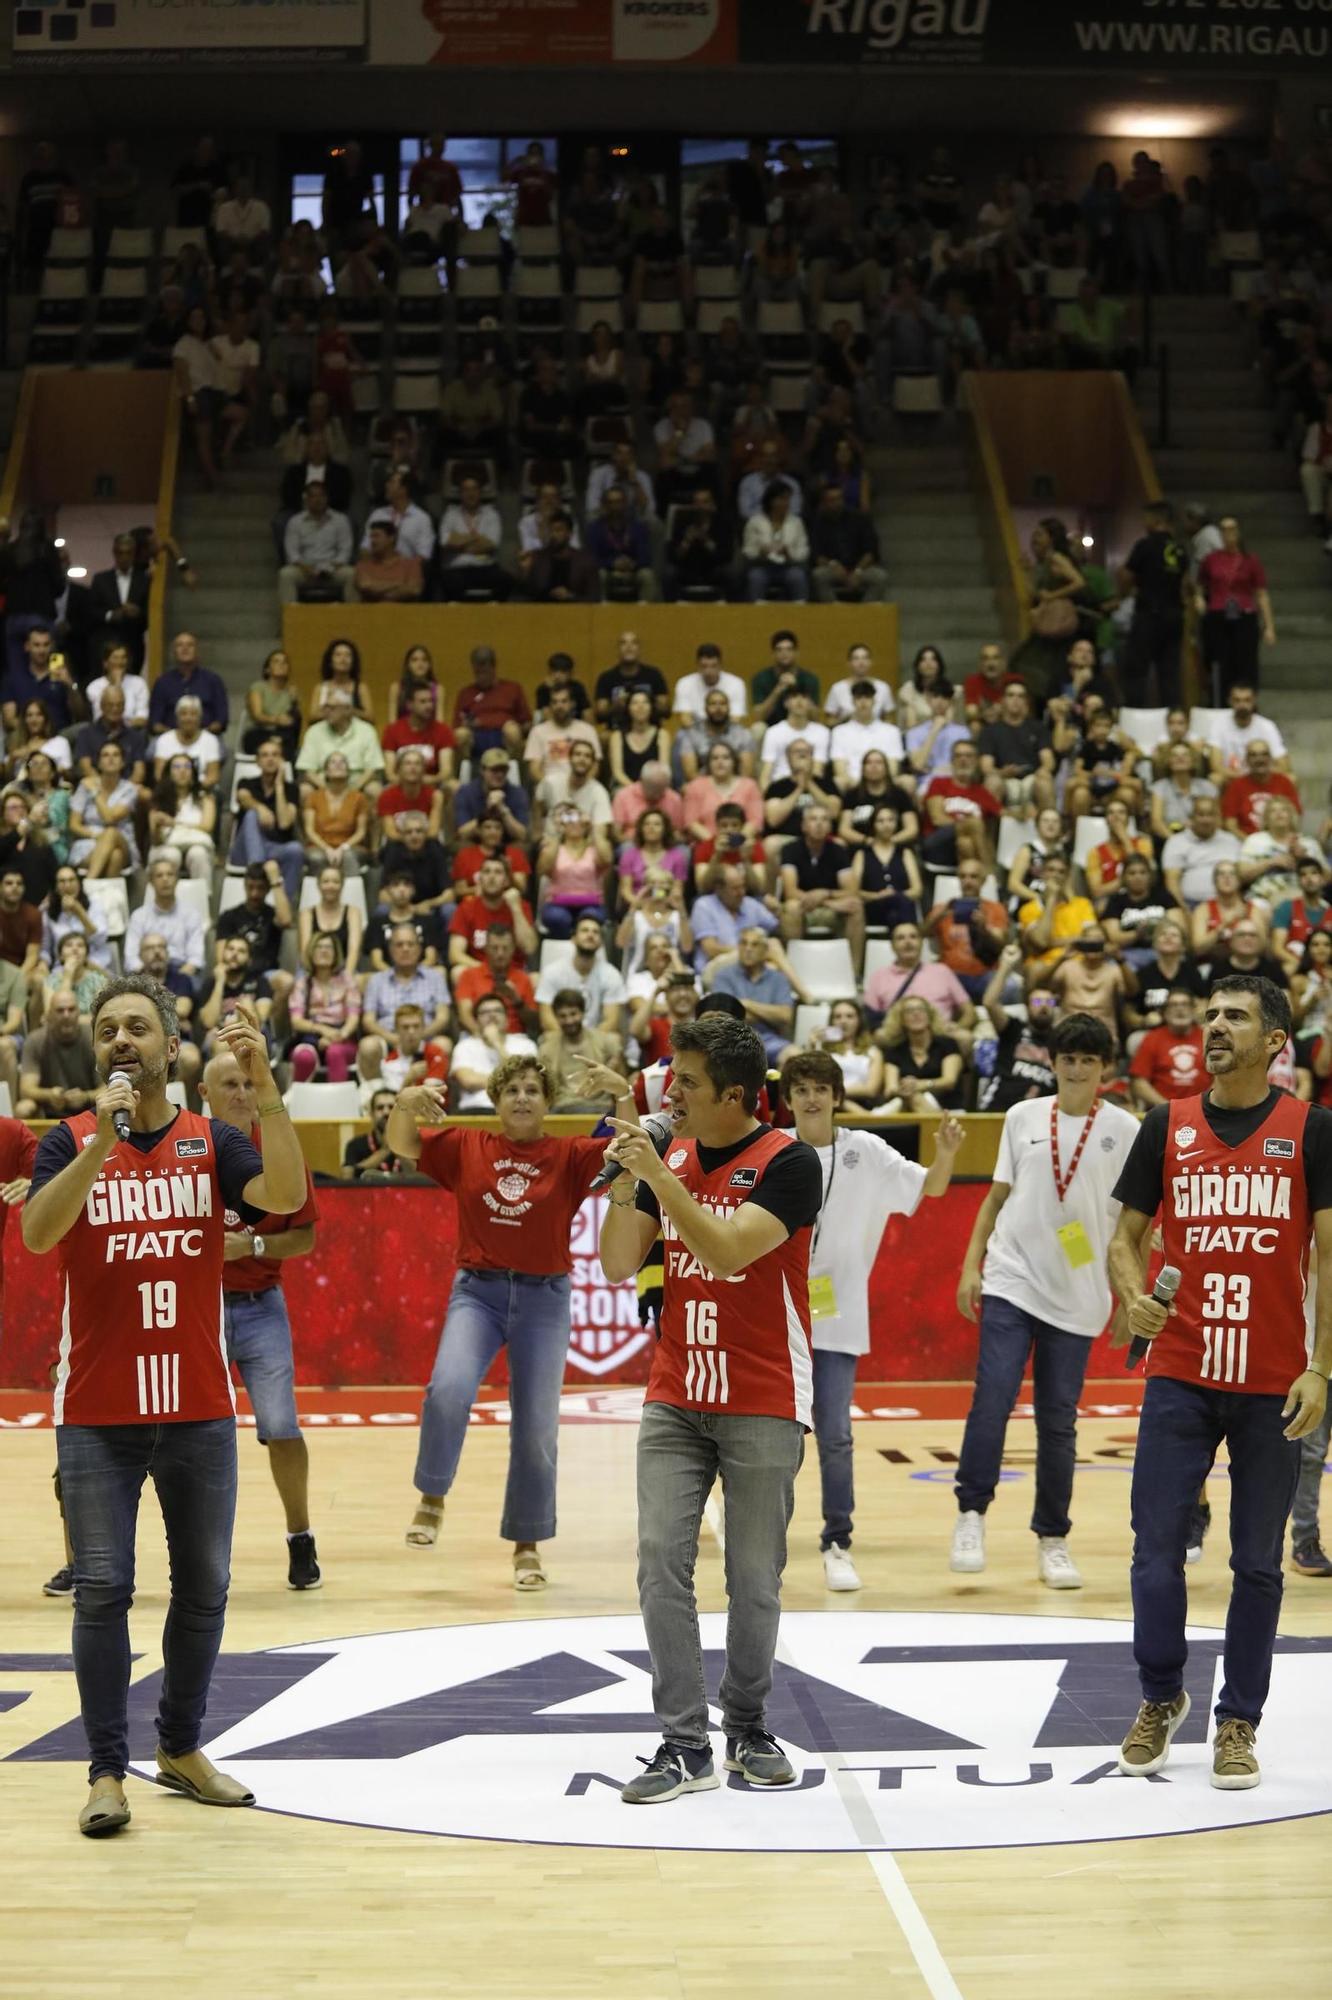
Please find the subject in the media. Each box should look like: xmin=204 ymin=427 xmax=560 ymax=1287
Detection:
xmin=647 ymin=1127 xmax=814 ymax=1423
xmin=53 ymin=1109 xmax=234 ymax=1427
xmin=1153 ymin=1091 xmax=1313 ymax=1395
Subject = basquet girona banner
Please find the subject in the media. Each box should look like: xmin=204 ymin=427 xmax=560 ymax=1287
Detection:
xmin=0 ymin=1183 xmax=1108 ymax=1394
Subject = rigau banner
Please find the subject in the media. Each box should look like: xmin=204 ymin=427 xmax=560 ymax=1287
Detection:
xmin=13 ymin=0 xmax=366 ymax=64
xmin=738 ymin=0 xmax=1332 ymax=71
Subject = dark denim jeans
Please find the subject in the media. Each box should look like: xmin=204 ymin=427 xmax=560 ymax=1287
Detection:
xmin=1131 ymin=1374 xmax=1299 ymax=1727
xmin=56 ymin=1418 xmax=238 ymax=1783
xmin=812 ymin=1347 xmax=858 ymax=1550
xmin=955 ymin=1294 xmax=1093 ymax=1538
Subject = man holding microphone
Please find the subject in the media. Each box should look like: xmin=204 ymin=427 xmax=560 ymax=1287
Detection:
xmin=1109 ymin=974 xmax=1332 ymax=1789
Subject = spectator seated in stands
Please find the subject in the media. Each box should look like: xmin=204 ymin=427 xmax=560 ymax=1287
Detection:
xmin=199 ymin=934 xmax=271 ymax=1052
xmin=671 ymin=643 xmax=747 ymax=738
xmin=807 ymin=997 xmax=886 ymax=1107
xmin=1064 ymin=703 xmax=1143 ymax=820
xmin=354 ymin=520 xmax=424 ymax=604
xmin=594 ymin=630 xmax=669 ymax=729
xmin=152 ymin=693 xmax=222 ymax=793
xmin=536 ymin=802 xmax=613 ymax=938
xmin=676 ymin=690 xmax=755 ymax=788
xmin=1272 ymin=856 xmax=1332 ymax=974
xmin=974 ymin=944 xmax=1058 ymax=1112
xmin=847 ymin=799 xmax=922 ymax=930
xmin=524 ymin=512 xmax=598 ymax=603
xmin=611 ymin=760 xmax=686 ymax=841
xmin=361 ymin=924 xmax=451 ymax=1070
xmin=1129 ymin=988 xmax=1206 ymax=1109
xmin=976 ymin=680 xmax=1056 ymax=817
xmin=920 ymin=737 xmax=1000 ymax=871
xmin=366 ymin=868 xmax=442 ymax=972
xmin=343 ymin=1087 xmax=413 ymax=1177
xmin=279 ymin=480 xmax=355 ymax=604
xmin=709 ymin=925 xmax=799 ymax=1070
xmin=1048 ymin=922 xmax=1133 ymax=1044
xmin=148 ymin=753 xmax=216 ymax=881
xmin=287 ymin=931 xmax=362 ymax=1083
xmin=1016 ymin=854 xmax=1096 ymax=981
xmin=379 ymin=810 xmax=453 ymax=926
xmin=829 ymin=680 xmax=906 ymax=792
xmin=452 ymin=646 xmax=533 ymax=766
xmin=906 ymin=686 xmax=972 ymax=785
xmin=302 ymin=750 xmax=369 ymax=876
xmin=665 ymin=488 xmax=734 ymax=601
xmin=524 ymin=685 xmax=601 ymax=789
xmin=925 ymin=856 xmax=1011 ymax=1001
xmin=453 ymin=744 xmax=530 ymax=843
xmin=534 ymin=735 xmax=612 ymax=834
xmin=208 ymin=305 xmax=262 ymax=464
xmin=1201 ymin=913 xmax=1288 ymax=997
xmin=149 ymin=631 xmax=229 ymax=738
xmin=42 ymin=865 xmax=111 ymax=972
xmin=438 ymin=474 xmax=511 ymax=602
xmin=440 ymin=356 xmax=507 ymax=461
xmin=43 ymin=931 xmax=109 ymax=1026
xmin=214 ymin=862 xmax=294 ymax=1011
xmin=586 ymin=440 xmax=657 ymax=524
xmin=961 ymin=639 xmax=1022 ymax=727
xmin=616 ymin=871 xmax=692 ymax=977
xmin=1060 ymin=276 xmax=1134 ymax=374
xmin=296 ymin=686 xmax=385 ymax=799
xmin=517 ymin=351 xmax=577 ymax=462
xmin=1208 ymin=682 xmax=1289 ymax=777
xmin=534 ymin=913 xmax=627 ymax=1046
xmin=382 ymin=683 xmax=455 ymax=791
xmin=83 ymin=640 xmax=148 ymax=732
xmin=880 ymin=995 xmax=966 ymax=1113
xmin=242 ymin=648 xmax=301 ymax=761
xmin=280 ymin=393 xmax=353 ymax=515
xmin=737 ymin=441 xmax=801 ymax=524
xmin=615 ymin=807 xmax=689 ymax=905
xmin=453 ymin=808 xmax=531 ymax=900
xmin=1240 ymin=795 xmax=1323 ymax=906
xmin=809 ymin=485 xmax=887 ymax=605
xmin=682 ymin=741 xmax=764 ymax=847
xmin=607 ymin=689 xmax=673 ymax=794
xmin=780 ymin=800 xmax=864 ymax=967
xmin=1102 ymin=852 xmax=1184 ymax=969
xmin=743 ymin=484 xmax=810 ymax=603
xmin=232 ymin=735 xmax=304 ymax=904
xmin=448 ymin=855 xmax=537 ymax=972
xmin=452 ymin=922 xmax=539 ymax=1037
xmin=533 ymin=650 xmax=592 ymax=722
xmin=518 ymin=482 xmax=580 ymax=591
xmin=586 ymin=486 xmax=658 ymax=603
xmin=440 ymin=994 xmax=529 ymax=1115
xmin=654 ymin=391 xmax=717 ymax=511
xmin=1150 ymin=738 xmax=1218 ymax=842
xmin=8 ymin=697 xmax=72 ymax=786
xmin=68 ymin=740 xmax=140 ymax=878
xmin=1002 ymin=810 xmax=1069 ymax=919
xmin=299 ymin=861 xmax=364 ymax=977
xmin=1162 ymin=795 xmax=1243 ymax=909
xmin=16 ymin=988 xmax=98 ymax=1121
xmin=1085 ymin=797 xmax=1154 ymax=906
xmin=690 ymin=860 xmax=779 ymax=975
xmin=312 ymin=638 xmax=374 ymax=727
xmin=537 ymin=989 xmax=625 ymax=1112
xmin=1221 ymin=736 xmax=1301 ymax=837
xmin=760 ymin=689 xmax=831 ymax=787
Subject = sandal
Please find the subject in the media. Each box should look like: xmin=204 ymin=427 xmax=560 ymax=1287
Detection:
xmin=79 ymin=1780 xmax=131 ymax=1839
xmin=513 ymin=1548 xmax=547 ymax=1592
xmin=406 ymin=1498 xmax=445 ymax=1547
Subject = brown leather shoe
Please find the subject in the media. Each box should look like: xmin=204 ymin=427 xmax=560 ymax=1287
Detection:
xmin=79 ymin=1777 xmax=131 ymax=1838
xmin=155 ymin=1748 xmax=255 ymax=1807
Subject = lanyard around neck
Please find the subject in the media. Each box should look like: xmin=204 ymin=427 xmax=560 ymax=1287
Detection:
xmin=811 ymin=1133 xmax=839 ymax=1257
xmin=1050 ymin=1098 xmax=1100 ymax=1204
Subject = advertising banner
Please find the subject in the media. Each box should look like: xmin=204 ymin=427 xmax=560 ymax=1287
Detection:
xmin=13 ymin=0 xmax=366 ymax=64
xmin=370 ymin=0 xmax=735 ymax=66
xmin=738 ymin=0 xmax=1332 ymax=72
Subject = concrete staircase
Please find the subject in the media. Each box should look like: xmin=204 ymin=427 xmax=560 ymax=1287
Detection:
xmin=170 ymin=456 xmax=286 ymax=713
xmin=871 ymin=428 xmax=1003 ymax=680
xmin=1137 ymin=297 xmax=1332 ymax=823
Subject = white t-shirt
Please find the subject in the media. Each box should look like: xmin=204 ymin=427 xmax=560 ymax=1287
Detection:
xmin=153 ymin=728 xmax=222 ymax=773
xmin=829 ymin=717 xmax=906 ymax=781
xmin=807 ymin=1130 xmax=927 ymax=1356
xmin=450 ymin=1031 xmax=536 ymax=1111
xmin=673 ymin=670 xmax=748 ymax=721
xmin=535 ymin=954 xmax=626 ymax=1029
xmin=1208 ymin=713 xmax=1286 ymax=775
xmin=86 ymin=672 xmax=149 ymax=723
xmin=761 ymin=718 xmax=831 ymax=781
xmin=980 ymin=1095 xmax=1140 ymax=1338
xmin=824 ymin=674 xmax=896 ymax=721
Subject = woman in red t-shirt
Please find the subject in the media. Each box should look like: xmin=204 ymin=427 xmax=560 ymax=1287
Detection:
xmin=1195 ymin=515 xmax=1276 ymax=701
xmin=386 ymin=1051 xmax=617 ymax=1590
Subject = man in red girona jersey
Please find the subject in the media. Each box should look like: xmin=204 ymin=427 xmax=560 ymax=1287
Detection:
xmin=599 ymin=1013 xmax=822 ymax=1804
xmin=1109 ymin=974 xmax=1332 ymax=1792
xmin=22 ymin=979 xmax=306 ymax=1839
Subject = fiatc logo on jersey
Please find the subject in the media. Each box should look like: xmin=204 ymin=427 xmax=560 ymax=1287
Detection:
xmin=16 ymin=1614 xmax=1330 ymax=1850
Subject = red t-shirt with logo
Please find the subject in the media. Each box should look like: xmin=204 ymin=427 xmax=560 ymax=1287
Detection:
xmin=382 ymin=716 xmax=455 ymax=774
xmin=452 ymin=962 xmax=537 ymax=1033
xmin=449 ymin=894 xmax=534 ymax=964
xmin=417 ymin=1125 xmax=608 ymax=1274
xmin=223 ymin=1133 xmax=319 ymax=1295
xmin=376 ymin=782 xmax=437 ymax=822
xmin=963 ymin=670 xmax=1023 ymax=710
xmin=922 ymin=776 xmax=1001 ymax=822
xmin=1129 ymin=1025 xmax=1206 ymax=1102
xmin=453 ymin=843 xmax=531 ymax=891
xmin=1219 ymin=771 xmax=1301 ymax=836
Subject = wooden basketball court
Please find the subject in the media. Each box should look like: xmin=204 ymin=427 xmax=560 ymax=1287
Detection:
xmin=3 ymin=1393 xmax=1327 ymax=2000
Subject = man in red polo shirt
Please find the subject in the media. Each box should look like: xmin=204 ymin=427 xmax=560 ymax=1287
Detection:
xmin=382 ymin=683 xmax=456 ymax=787
xmin=376 ymin=745 xmax=442 ymax=836
xmin=962 ymin=640 xmax=1022 ymax=722
xmin=921 ymin=739 xmax=1000 ymax=869
xmin=1129 ymin=988 xmax=1206 ymax=1107
xmin=202 ymin=1048 xmax=321 ymax=1592
xmin=452 ymin=924 xmax=540 ymax=1035
xmin=451 ymin=644 xmax=532 ymax=763
xmin=1220 ymin=738 xmax=1301 ymax=838
xmin=447 ymin=855 xmax=538 ymax=970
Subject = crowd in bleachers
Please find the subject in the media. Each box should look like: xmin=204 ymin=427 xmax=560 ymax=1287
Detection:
xmin=2 ymin=609 xmax=1330 ymax=1148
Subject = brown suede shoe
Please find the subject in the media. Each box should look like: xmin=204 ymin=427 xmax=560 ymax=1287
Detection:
xmin=155 ymin=1748 xmax=255 ymax=1807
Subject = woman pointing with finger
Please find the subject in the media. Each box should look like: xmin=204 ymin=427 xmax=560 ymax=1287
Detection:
xmin=387 ymin=1053 xmax=618 ymax=1591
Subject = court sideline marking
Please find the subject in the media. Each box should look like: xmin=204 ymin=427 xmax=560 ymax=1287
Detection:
xmin=701 ymin=1494 xmax=965 ymax=2000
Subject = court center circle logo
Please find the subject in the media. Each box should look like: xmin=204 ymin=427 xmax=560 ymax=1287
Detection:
xmin=151 ymin=1612 xmax=1332 ymax=1851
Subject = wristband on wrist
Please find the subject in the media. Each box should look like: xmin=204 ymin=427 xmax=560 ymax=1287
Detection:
xmin=256 ymin=1100 xmax=286 ymax=1118
xmin=1309 ymin=1367 xmax=1330 ymax=1381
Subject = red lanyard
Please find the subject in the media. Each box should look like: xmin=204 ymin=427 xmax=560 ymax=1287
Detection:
xmin=1050 ymin=1098 xmax=1099 ymax=1205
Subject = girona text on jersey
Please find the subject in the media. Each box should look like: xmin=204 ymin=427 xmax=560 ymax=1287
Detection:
xmin=85 ymin=1167 xmax=213 ymax=1259
xmin=1169 ymin=1165 xmax=1292 ymax=1255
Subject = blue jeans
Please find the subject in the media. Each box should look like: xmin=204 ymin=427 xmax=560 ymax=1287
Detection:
xmin=812 ymin=1347 xmax=858 ymax=1550
xmin=636 ymin=1399 xmax=804 ymax=1750
xmin=1131 ymin=1374 xmax=1299 ymax=1727
xmin=231 ymin=807 xmax=305 ymax=906
xmin=55 ymin=1418 xmax=238 ymax=1783
xmin=539 ymin=901 xmax=607 ymax=940
xmin=223 ymin=1287 xmax=300 ymax=1442
xmin=415 ymin=1269 xmax=572 ymax=1542
xmin=1290 ymin=1400 xmax=1330 ymax=1547
xmin=746 ymin=562 xmax=809 ymax=603
xmin=955 ymin=1294 xmax=1092 ymax=1538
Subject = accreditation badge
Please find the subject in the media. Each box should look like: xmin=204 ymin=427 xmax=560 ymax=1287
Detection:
xmin=808 ymin=1273 xmax=839 ymax=1320
xmin=1056 ymin=1219 xmax=1095 ymax=1270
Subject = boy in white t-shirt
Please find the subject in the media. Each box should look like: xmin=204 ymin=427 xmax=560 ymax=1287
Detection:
xmin=783 ymin=1050 xmax=964 ymax=1592
xmin=953 ymin=1011 xmax=1139 ymax=1589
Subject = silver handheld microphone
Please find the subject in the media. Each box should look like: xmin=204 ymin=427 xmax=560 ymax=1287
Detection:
xmin=109 ymin=1068 xmax=134 ymax=1144
xmin=589 ymin=1109 xmax=675 ymax=1192
xmin=1126 ymin=1264 xmax=1182 ymax=1370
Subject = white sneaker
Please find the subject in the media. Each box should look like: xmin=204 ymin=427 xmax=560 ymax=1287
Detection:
xmin=1185 ymin=1542 xmax=1204 ymax=1566
xmin=950 ymin=1511 xmax=986 ymax=1573
xmin=1038 ymin=1537 xmax=1083 ymax=1589
xmin=822 ymin=1546 xmax=862 ymax=1592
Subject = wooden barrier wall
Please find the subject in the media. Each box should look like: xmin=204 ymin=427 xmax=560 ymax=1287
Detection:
xmin=281 ymin=603 xmax=899 ymax=717
xmin=0 ymin=369 xmax=172 ymax=514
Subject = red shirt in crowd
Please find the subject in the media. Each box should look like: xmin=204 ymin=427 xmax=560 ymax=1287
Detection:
xmin=417 ymin=1125 xmax=607 ymax=1274
xmin=381 ymin=715 xmax=455 ymax=775
xmin=1129 ymin=1024 xmax=1206 ymax=1101
xmin=692 ymin=835 xmax=768 ymax=873
xmin=377 ymin=780 xmax=438 ymax=823
xmin=453 ymin=842 xmax=531 ymax=890
xmin=0 ymin=1116 xmax=37 ymax=1294
xmin=449 ymin=893 xmax=534 ymax=963
xmin=928 ymin=895 xmax=1009 ymax=979
xmin=1220 ymin=770 xmax=1302 ymax=836
xmin=408 ymin=153 xmax=462 ymax=209
xmin=922 ymin=775 xmax=1001 ymax=822
xmin=1197 ymin=548 xmax=1268 ymax=616
xmin=452 ymin=961 xmax=537 ymax=1033
xmin=963 ymin=669 xmax=1023 ymax=711
xmin=222 ymin=1139 xmax=319 ymax=1296
xmin=452 ymin=679 xmax=532 ymax=736
xmin=0 ymin=900 xmax=42 ymax=966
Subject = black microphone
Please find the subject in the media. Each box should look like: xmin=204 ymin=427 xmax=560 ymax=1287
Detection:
xmin=1126 ymin=1264 xmax=1182 ymax=1370
xmin=589 ymin=1109 xmax=674 ymax=1192
xmin=109 ymin=1068 xmax=135 ymax=1145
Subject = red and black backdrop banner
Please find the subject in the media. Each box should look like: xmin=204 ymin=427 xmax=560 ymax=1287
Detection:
xmin=0 ymin=1184 xmax=1124 ymax=1392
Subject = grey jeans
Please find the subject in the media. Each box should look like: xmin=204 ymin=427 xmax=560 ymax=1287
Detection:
xmin=1290 ymin=1402 xmax=1331 ymax=1546
xmin=636 ymin=1399 xmax=804 ymax=1751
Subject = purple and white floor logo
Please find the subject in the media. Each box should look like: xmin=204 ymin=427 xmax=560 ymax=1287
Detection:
xmin=13 ymin=1613 xmax=1332 ymax=1849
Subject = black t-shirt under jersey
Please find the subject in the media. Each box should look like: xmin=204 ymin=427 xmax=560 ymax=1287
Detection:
xmin=635 ymin=1123 xmax=823 ymax=1236
xmin=1113 ymin=1088 xmax=1332 ymax=1217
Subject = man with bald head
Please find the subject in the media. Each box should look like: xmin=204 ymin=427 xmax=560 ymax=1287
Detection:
xmin=201 ymin=1048 xmax=322 ymax=1590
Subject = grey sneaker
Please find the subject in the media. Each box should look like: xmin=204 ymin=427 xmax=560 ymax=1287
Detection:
xmin=724 ymin=1728 xmax=796 ymax=1786
xmin=620 ymin=1742 xmax=719 ymax=1805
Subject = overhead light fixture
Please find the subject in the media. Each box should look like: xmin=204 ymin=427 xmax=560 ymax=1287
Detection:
xmin=1099 ymin=105 xmax=1230 ymax=141
xmin=67 ymin=565 xmax=88 ymax=579
xmin=54 ymin=536 xmax=66 ymax=548
xmin=1081 ymin=534 xmax=1095 ymax=549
